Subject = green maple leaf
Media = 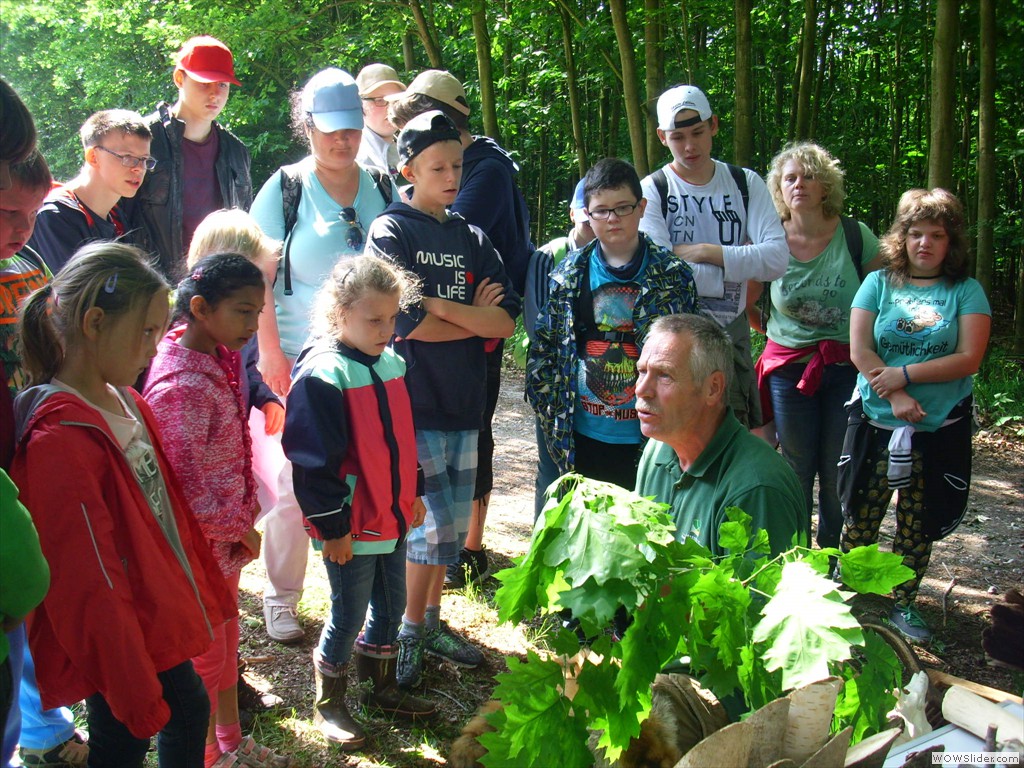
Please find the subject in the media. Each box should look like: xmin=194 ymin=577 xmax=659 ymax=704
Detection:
xmin=833 ymin=628 xmax=902 ymax=741
xmin=493 ymin=555 xmax=544 ymax=625
xmin=736 ymin=642 xmax=784 ymax=710
xmin=560 ymin=577 xmax=639 ymax=630
xmin=482 ymin=651 xmax=594 ymax=767
xmin=616 ymin=566 xmax=697 ymax=706
xmin=690 ymin=568 xmax=752 ymax=671
xmin=752 ymin=561 xmax=864 ymax=690
xmin=546 ymin=479 xmax=673 ymax=587
xmin=718 ymin=506 xmax=754 ymax=552
xmin=838 ymin=545 xmax=915 ymax=594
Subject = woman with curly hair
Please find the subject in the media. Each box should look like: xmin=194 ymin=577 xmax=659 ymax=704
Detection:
xmin=754 ymin=142 xmax=883 ymax=549
xmin=838 ymin=188 xmax=991 ymax=644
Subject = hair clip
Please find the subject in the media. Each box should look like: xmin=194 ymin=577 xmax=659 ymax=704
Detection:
xmin=104 ymin=272 xmax=119 ymax=294
xmin=191 ymin=267 xmax=203 ymax=282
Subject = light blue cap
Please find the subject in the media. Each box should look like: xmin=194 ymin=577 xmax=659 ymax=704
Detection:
xmin=301 ymin=68 xmax=363 ymax=132
xmin=571 ymin=178 xmax=588 ymax=220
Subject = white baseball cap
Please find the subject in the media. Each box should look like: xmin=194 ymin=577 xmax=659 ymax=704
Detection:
xmin=656 ymin=85 xmax=713 ymax=130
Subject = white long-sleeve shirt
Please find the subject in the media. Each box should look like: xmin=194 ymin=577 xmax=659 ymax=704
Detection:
xmin=640 ymin=160 xmax=787 ymax=326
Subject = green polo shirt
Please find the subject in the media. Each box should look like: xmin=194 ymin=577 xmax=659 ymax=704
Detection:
xmin=634 ymin=410 xmax=807 ymax=557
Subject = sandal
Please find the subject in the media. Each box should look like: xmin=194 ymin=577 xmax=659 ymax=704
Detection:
xmin=232 ymin=736 xmax=292 ymax=768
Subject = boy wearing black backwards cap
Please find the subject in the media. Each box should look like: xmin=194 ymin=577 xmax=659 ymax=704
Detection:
xmin=366 ymin=111 xmax=521 ymax=691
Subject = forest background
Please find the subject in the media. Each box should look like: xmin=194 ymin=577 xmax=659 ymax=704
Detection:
xmin=2 ymin=0 xmax=1023 ymax=390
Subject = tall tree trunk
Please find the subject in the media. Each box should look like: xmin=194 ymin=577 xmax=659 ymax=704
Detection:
xmin=975 ymin=0 xmax=995 ymax=295
xmin=927 ymin=0 xmax=958 ymax=190
xmin=560 ymin=3 xmax=587 ymax=177
xmin=402 ymin=30 xmax=416 ymax=72
xmin=810 ymin=0 xmax=832 ymax=138
xmin=408 ymin=0 xmax=443 ymax=68
xmin=471 ymin=0 xmax=500 ymax=141
xmin=794 ymin=0 xmax=816 ymax=140
xmin=608 ymin=0 xmax=649 ymax=175
xmin=733 ymin=0 xmax=754 ymax=167
xmin=537 ymin=126 xmax=548 ymax=241
xmin=645 ymin=0 xmax=664 ymax=167
xmin=679 ymin=0 xmax=693 ymax=81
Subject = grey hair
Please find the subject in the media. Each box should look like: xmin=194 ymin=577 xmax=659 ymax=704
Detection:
xmin=649 ymin=313 xmax=732 ymax=393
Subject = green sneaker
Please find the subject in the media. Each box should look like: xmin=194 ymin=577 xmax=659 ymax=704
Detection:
xmin=885 ymin=604 xmax=932 ymax=644
xmin=424 ymin=621 xmax=484 ymax=668
xmin=396 ymin=634 xmax=425 ymax=689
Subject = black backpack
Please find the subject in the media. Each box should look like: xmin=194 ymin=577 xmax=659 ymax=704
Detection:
xmin=279 ymin=163 xmax=393 ymax=296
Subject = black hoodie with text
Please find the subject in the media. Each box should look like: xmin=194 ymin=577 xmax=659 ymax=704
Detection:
xmin=367 ymin=202 xmax=521 ymax=431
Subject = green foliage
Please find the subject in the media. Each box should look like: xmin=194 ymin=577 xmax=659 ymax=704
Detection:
xmin=490 ymin=475 xmax=914 ymax=766
xmin=974 ymin=347 xmax=1024 ymax=436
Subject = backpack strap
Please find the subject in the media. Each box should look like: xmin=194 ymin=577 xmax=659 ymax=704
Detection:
xmin=655 ymin=163 xmax=748 ymax=220
xmin=364 ymin=166 xmax=394 ymax=207
xmin=572 ymin=251 xmax=637 ymax=356
xmin=279 ymin=162 xmax=304 ymax=297
xmin=653 ymin=167 xmax=669 ymax=219
xmin=759 ymin=215 xmax=866 ymax=332
xmin=724 ymin=163 xmax=749 ymax=214
xmin=839 ymin=216 xmax=864 ymax=282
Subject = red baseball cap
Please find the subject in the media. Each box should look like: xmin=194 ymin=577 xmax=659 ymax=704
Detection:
xmin=175 ymin=36 xmax=241 ymax=87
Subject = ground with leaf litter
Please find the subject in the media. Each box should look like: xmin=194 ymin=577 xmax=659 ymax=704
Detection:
xmin=235 ymin=368 xmax=1024 ymax=767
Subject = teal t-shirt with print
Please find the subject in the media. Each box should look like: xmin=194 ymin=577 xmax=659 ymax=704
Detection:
xmin=768 ymin=221 xmax=878 ymax=348
xmin=574 ymin=246 xmax=647 ymax=445
xmin=852 ymin=270 xmax=990 ymax=432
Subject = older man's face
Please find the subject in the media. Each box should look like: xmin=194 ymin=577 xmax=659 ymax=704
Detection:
xmin=635 ymin=330 xmax=705 ymax=444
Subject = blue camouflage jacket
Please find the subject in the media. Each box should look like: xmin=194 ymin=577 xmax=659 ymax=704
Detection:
xmin=525 ymin=233 xmax=700 ymax=474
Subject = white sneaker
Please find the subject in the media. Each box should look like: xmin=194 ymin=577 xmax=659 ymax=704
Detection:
xmin=264 ymin=604 xmax=304 ymax=644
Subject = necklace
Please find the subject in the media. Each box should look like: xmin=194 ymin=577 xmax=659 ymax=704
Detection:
xmin=910 ymin=274 xmax=941 ymax=279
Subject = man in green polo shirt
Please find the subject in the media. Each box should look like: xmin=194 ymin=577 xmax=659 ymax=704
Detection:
xmin=634 ymin=314 xmax=807 ymax=556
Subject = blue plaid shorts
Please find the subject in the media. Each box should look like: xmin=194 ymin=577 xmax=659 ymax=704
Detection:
xmin=406 ymin=429 xmax=478 ymax=565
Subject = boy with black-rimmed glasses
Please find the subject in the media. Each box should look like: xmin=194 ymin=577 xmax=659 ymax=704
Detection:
xmin=526 ymin=157 xmax=700 ymax=493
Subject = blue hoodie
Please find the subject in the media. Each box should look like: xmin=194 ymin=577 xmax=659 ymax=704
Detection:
xmin=453 ymin=137 xmax=534 ymax=295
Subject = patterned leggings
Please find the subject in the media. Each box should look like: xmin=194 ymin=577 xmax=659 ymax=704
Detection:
xmin=840 ymin=447 xmax=932 ymax=607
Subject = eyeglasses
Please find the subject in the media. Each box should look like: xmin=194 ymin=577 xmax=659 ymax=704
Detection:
xmin=361 ymin=97 xmax=389 ymax=108
xmin=94 ymin=145 xmax=157 ymax=171
xmin=340 ymin=207 xmax=364 ymax=251
xmin=586 ymin=202 xmax=641 ymax=221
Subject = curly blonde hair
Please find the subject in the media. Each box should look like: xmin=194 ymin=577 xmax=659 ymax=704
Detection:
xmin=311 ymin=254 xmax=422 ymax=340
xmin=766 ymin=142 xmax=845 ymax=220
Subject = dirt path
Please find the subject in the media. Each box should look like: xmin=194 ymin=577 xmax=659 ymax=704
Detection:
xmin=236 ymin=368 xmax=1023 ymax=767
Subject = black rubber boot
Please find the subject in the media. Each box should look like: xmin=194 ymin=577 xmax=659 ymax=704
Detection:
xmin=314 ymin=657 xmax=366 ymax=750
xmin=354 ymin=639 xmax=437 ymax=720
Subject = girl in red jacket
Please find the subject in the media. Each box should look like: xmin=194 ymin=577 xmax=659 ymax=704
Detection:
xmin=144 ymin=253 xmax=290 ymax=768
xmin=11 ymin=242 xmax=236 ymax=768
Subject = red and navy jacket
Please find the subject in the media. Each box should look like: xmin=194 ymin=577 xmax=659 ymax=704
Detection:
xmin=282 ymin=339 xmax=422 ymax=551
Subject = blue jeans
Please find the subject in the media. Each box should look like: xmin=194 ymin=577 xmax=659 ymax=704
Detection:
xmin=319 ymin=541 xmax=408 ymax=667
xmin=85 ymin=660 xmax=209 ymax=768
xmin=768 ymin=362 xmax=857 ymax=549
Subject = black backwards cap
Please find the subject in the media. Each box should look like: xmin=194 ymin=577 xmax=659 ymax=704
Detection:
xmin=397 ymin=110 xmax=461 ymax=170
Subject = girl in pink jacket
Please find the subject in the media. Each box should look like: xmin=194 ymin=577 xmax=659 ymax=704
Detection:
xmin=144 ymin=253 xmax=289 ymax=768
